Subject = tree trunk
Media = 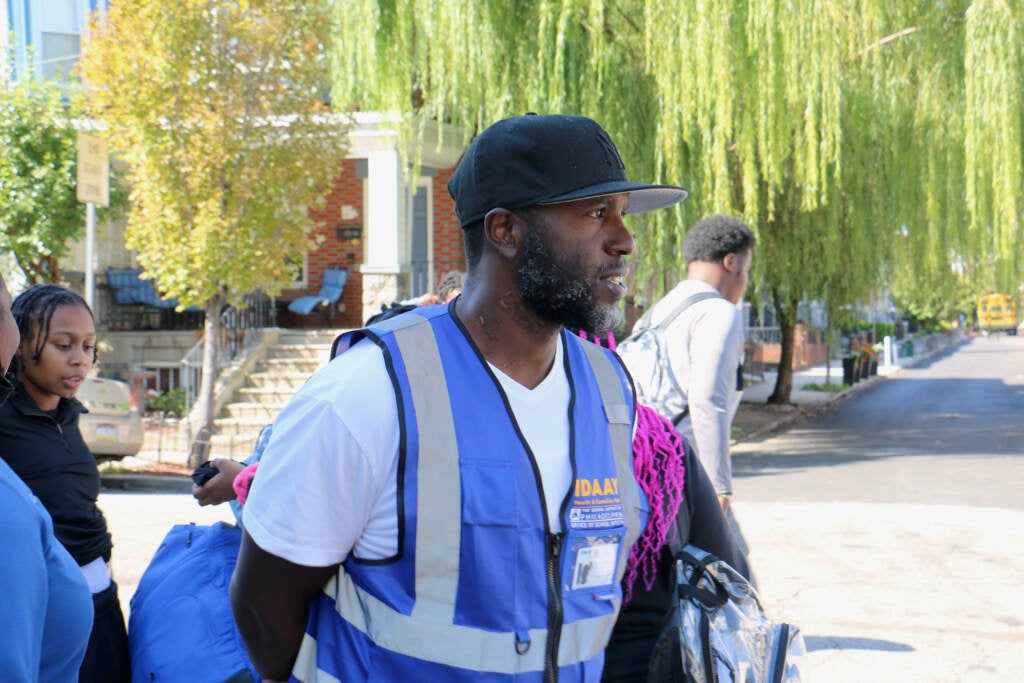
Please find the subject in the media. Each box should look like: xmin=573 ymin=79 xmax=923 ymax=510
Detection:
xmin=824 ymin=312 xmax=832 ymax=385
xmin=767 ymin=292 xmax=799 ymax=405
xmin=188 ymin=295 xmax=223 ymax=467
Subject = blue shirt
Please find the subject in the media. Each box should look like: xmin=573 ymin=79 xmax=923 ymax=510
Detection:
xmin=0 ymin=459 xmax=93 ymax=682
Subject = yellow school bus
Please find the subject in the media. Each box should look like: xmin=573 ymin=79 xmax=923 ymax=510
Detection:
xmin=977 ymin=294 xmax=1017 ymax=335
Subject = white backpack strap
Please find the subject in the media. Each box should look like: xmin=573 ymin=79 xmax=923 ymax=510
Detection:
xmin=655 ymin=290 xmax=725 ymax=331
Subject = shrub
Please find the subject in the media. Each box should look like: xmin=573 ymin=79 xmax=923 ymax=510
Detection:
xmin=146 ymin=388 xmax=187 ymax=416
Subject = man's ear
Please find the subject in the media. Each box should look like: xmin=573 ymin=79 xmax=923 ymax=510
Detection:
xmin=722 ymin=252 xmax=738 ymax=273
xmin=483 ymin=208 xmax=522 ymax=259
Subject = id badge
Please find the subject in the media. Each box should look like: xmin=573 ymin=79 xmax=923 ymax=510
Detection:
xmin=566 ymin=534 xmax=622 ymax=591
xmin=561 ymin=495 xmax=626 ymax=593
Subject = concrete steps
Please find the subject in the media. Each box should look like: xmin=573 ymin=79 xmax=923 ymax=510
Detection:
xmin=207 ymin=328 xmax=348 ymax=459
xmin=234 ymin=387 xmax=298 ymax=404
xmin=246 ymin=371 xmax=309 ymax=390
xmin=222 ymin=401 xmax=288 ymax=420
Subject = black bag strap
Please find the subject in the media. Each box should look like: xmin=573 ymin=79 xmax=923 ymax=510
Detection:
xmin=666 ymin=454 xmax=692 ymax=557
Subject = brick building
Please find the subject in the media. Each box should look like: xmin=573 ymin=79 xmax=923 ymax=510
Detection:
xmin=274 ymin=113 xmax=467 ymax=328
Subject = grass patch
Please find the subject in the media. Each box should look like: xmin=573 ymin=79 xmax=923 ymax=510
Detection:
xmin=802 ymin=382 xmax=849 ymax=393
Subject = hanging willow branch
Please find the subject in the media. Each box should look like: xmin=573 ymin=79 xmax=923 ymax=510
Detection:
xmin=846 ymin=26 xmax=921 ymax=62
xmin=325 ymin=0 xmax=1024 ymax=316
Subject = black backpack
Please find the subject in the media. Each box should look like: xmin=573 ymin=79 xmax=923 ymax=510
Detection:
xmin=364 ymin=302 xmax=417 ymax=326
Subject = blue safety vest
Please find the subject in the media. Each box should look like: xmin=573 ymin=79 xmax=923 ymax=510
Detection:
xmin=294 ymin=306 xmax=645 ymax=682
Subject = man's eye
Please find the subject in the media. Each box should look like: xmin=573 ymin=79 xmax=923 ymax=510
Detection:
xmin=588 ymin=207 xmax=607 ymax=219
xmin=84 ymin=344 xmax=96 ymax=352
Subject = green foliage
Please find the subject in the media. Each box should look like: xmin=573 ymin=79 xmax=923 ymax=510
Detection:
xmin=79 ymin=0 xmax=350 ymax=309
xmin=146 ymin=388 xmax=187 ymax=416
xmin=890 ymin=256 xmax=971 ymax=330
xmin=872 ymin=322 xmax=895 ymax=339
xmin=838 ymin=320 xmax=893 ymax=340
xmin=322 ymin=1 xmax=1024 ymax=406
xmin=0 ymin=78 xmax=126 ymax=283
xmin=801 ymin=382 xmax=849 ymax=393
xmin=80 ymin=0 xmax=351 ymax=454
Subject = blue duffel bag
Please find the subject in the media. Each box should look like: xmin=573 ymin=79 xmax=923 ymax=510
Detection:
xmin=128 ymin=521 xmax=259 ymax=683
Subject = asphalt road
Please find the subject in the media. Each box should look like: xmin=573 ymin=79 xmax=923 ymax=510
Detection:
xmin=731 ymin=334 xmax=1024 ymax=682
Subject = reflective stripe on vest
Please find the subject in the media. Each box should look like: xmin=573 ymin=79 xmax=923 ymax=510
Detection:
xmin=295 ymin=315 xmax=641 ymax=681
xmin=578 ymin=339 xmax=640 ymax=588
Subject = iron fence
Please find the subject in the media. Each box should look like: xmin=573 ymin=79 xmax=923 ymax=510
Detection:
xmin=181 ymin=292 xmax=277 ymax=415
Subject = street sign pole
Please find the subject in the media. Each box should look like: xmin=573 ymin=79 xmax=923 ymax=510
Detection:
xmin=77 ymin=132 xmax=109 ymax=311
xmin=85 ymin=203 xmax=96 ymax=308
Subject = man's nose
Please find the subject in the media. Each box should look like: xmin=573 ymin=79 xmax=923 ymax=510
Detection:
xmin=608 ymin=214 xmax=635 ymax=256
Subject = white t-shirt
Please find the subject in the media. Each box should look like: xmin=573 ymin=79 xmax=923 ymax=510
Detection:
xmin=638 ymin=280 xmax=744 ymax=495
xmin=243 ymin=335 xmax=572 ymax=567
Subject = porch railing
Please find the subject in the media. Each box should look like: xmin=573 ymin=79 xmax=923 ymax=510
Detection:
xmin=181 ymin=292 xmax=277 ymax=415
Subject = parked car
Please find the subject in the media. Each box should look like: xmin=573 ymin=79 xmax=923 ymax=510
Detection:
xmin=77 ymin=377 xmax=144 ymax=461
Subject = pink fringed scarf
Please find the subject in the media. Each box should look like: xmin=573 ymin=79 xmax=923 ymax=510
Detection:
xmin=576 ymin=329 xmax=687 ymax=602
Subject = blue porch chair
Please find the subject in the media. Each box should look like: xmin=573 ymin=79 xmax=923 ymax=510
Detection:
xmin=105 ymin=268 xmax=203 ymax=330
xmin=107 ymin=268 xmax=179 ymax=308
xmin=287 ymin=268 xmax=348 ymax=322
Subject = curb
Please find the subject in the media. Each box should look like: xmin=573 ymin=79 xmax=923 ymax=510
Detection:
xmin=733 ymin=336 xmax=968 ymax=444
xmin=101 ymin=473 xmax=193 ymax=493
xmin=732 ymin=374 xmax=883 ymax=444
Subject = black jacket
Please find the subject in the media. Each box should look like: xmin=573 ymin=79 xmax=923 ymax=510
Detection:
xmin=602 ymin=440 xmax=750 ymax=681
xmin=0 ymin=386 xmax=112 ymax=565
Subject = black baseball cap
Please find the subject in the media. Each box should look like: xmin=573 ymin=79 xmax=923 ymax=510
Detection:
xmin=447 ymin=113 xmax=688 ymax=227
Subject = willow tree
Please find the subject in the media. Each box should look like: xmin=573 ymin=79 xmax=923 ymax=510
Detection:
xmin=80 ymin=0 xmax=349 ymax=463
xmin=326 ymin=0 xmax=1024 ymax=403
xmin=877 ymin=1 xmax=1023 ymax=328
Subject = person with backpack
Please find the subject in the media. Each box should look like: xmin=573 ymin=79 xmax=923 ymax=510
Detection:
xmin=229 ymin=113 xmax=689 ymax=682
xmin=626 ymin=215 xmax=755 ymax=515
xmin=573 ymin=331 xmax=752 ymax=680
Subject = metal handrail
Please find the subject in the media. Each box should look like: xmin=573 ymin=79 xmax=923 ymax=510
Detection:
xmin=181 ymin=292 xmax=277 ymax=414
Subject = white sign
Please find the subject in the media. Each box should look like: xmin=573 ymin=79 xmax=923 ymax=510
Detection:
xmin=77 ymin=132 xmax=109 ymax=207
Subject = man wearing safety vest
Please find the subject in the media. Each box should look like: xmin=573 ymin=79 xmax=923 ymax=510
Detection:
xmin=230 ymin=113 xmax=688 ymax=682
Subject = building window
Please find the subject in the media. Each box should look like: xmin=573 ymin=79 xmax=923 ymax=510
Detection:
xmin=143 ymin=362 xmax=182 ymax=394
xmin=288 ymin=253 xmax=309 ymax=288
xmin=40 ymin=32 xmax=80 ymax=81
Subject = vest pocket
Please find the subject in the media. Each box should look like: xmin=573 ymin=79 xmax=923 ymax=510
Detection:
xmin=456 ymin=460 xmax=524 ymax=630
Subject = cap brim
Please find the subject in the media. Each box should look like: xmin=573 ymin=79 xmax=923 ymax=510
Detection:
xmin=537 ymin=181 xmax=689 ymax=214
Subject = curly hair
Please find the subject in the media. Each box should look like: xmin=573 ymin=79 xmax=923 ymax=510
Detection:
xmin=682 ymin=214 xmax=756 ymax=264
xmin=435 ymin=270 xmax=466 ymax=302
